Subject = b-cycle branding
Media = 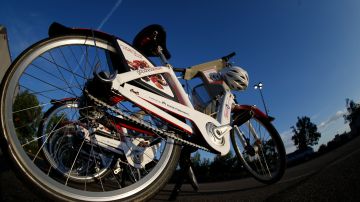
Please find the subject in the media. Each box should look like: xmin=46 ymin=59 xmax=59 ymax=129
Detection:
xmin=136 ymin=67 xmax=160 ymax=75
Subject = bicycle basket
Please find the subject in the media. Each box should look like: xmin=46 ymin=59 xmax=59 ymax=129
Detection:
xmin=191 ymin=84 xmax=217 ymax=115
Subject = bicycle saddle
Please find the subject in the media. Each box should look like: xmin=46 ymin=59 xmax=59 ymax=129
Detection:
xmin=133 ymin=24 xmax=171 ymax=60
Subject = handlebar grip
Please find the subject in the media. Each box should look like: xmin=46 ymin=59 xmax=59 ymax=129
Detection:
xmin=221 ymin=52 xmax=236 ymax=62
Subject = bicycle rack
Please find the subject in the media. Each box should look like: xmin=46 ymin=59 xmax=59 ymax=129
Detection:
xmin=0 ymin=25 xmax=11 ymax=81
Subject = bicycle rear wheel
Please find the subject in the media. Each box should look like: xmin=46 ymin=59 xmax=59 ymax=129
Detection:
xmin=231 ymin=108 xmax=286 ymax=184
xmin=0 ymin=35 xmax=180 ymax=201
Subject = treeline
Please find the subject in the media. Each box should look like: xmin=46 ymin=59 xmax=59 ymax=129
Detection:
xmin=170 ymin=151 xmax=251 ymax=183
xmin=316 ymin=98 xmax=360 ymax=155
xmin=191 ymin=152 xmax=249 ymax=182
xmin=317 ymin=131 xmax=358 ymax=156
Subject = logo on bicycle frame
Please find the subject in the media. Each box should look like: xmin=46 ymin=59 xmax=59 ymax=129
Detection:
xmin=127 ymin=60 xmax=168 ymax=90
xmin=117 ymin=39 xmax=174 ymax=97
xmin=136 ymin=67 xmax=159 ymax=75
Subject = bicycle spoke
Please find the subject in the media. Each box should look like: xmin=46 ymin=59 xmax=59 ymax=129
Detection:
xmin=32 ymin=112 xmax=67 ymax=162
xmin=18 ymin=84 xmax=80 ymax=100
xmin=232 ymin=115 xmax=285 ymax=183
xmin=58 ymin=47 xmax=83 ymax=89
xmin=68 ymin=46 xmax=87 ymax=80
xmin=3 ymin=35 xmax=179 ymax=200
xmin=65 ymin=137 xmax=86 ymax=186
xmin=38 ymin=55 xmax=87 ymax=81
xmin=23 ymin=72 xmax=76 ymax=97
xmin=48 ymin=51 xmax=78 ymax=96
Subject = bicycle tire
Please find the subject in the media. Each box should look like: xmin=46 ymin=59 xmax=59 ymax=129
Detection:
xmin=0 ymin=35 xmax=181 ymax=201
xmin=230 ymin=108 xmax=286 ymax=184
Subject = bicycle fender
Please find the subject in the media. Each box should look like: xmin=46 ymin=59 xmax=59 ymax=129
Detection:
xmin=48 ymin=22 xmax=115 ymax=42
xmin=232 ymin=105 xmax=268 ymax=120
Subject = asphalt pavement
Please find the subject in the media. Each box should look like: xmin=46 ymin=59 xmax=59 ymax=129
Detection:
xmin=154 ymin=135 xmax=360 ymax=201
xmin=1 ymin=136 xmax=360 ymax=201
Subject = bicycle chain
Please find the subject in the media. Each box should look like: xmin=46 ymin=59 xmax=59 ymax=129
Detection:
xmin=83 ymin=89 xmax=211 ymax=152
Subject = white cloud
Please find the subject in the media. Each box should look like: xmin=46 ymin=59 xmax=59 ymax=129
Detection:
xmin=280 ymin=129 xmax=297 ymax=154
xmin=318 ymin=109 xmax=347 ymax=132
xmin=280 ymin=109 xmax=347 ymax=154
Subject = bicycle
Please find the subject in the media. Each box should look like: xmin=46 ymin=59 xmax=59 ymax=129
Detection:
xmin=0 ymin=22 xmax=286 ymax=201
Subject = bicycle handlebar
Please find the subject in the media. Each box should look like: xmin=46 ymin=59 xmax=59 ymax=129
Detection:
xmin=173 ymin=52 xmax=236 ymax=80
xmin=221 ymin=52 xmax=236 ymax=62
xmin=173 ymin=68 xmax=186 ymax=73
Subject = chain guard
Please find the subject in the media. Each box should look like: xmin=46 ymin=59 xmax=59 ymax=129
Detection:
xmin=83 ymin=88 xmax=211 ymax=152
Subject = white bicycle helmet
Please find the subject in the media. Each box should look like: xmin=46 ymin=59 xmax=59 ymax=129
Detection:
xmin=221 ymin=66 xmax=249 ymax=90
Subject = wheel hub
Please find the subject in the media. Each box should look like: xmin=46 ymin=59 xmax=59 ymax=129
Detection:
xmin=245 ymin=145 xmax=256 ymax=156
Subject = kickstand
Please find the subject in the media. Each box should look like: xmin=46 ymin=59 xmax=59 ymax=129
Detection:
xmin=169 ymin=147 xmax=199 ymax=201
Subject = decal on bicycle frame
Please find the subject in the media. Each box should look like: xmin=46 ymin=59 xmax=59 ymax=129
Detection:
xmin=202 ymin=68 xmax=223 ymax=85
xmin=116 ymin=39 xmax=174 ymax=97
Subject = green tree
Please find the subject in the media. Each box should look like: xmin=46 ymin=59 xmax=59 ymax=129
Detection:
xmin=209 ymin=152 xmax=236 ymax=180
xmin=343 ymin=99 xmax=360 ymax=136
xmin=291 ymin=116 xmax=321 ymax=150
xmin=317 ymin=144 xmax=327 ymax=154
xmin=191 ymin=152 xmax=211 ymax=181
xmin=191 ymin=151 xmax=202 ymax=168
xmin=13 ymin=90 xmax=42 ymax=145
xmin=344 ymin=98 xmax=360 ymax=123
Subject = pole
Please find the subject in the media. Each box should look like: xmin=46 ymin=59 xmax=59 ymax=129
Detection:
xmin=259 ymin=88 xmax=269 ymax=116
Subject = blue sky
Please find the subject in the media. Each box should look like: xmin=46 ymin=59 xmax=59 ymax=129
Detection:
xmin=1 ymin=0 xmax=360 ymax=154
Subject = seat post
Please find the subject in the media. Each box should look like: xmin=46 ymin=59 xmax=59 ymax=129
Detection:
xmin=157 ymin=45 xmax=172 ymax=68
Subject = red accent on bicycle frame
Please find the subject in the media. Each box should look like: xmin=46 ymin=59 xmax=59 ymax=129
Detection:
xmin=108 ymin=95 xmax=125 ymax=105
xmin=110 ymin=120 xmax=156 ymax=137
xmin=232 ymin=105 xmax=268 ymax=119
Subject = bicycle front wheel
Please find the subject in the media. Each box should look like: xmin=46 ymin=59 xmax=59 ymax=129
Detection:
xmin=0 ymin=35 xmax=180 ymax=201
xmin=230 ymin=108 xmax=286 ymax=184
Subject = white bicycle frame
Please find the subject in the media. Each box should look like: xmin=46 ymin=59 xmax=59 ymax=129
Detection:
xmin=110 ymin=65 xmax=234 ymax=155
